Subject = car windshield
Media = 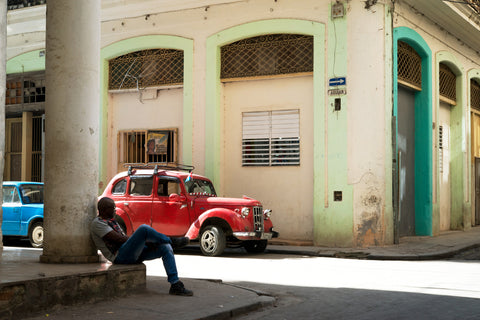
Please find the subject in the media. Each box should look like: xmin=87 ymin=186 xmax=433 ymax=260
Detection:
xmin=19 ymin=184 xmax=44 ymax=204
xmin=184 ymin=178 xmax=216 ymax=196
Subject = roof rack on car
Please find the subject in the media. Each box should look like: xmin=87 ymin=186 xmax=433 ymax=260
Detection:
xmin=126 ymin=163 xmax=195 ymax=176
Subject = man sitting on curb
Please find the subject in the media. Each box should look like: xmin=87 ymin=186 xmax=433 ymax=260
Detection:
xmin=91 ymin=197 xmax=193 ymax=296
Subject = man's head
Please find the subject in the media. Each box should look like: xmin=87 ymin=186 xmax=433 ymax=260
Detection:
xmin=98 ymin=197 xmax=116 ymax=219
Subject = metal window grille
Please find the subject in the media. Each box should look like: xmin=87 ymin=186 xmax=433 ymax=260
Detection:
xmin=466 ymin=0 xmax=480 ymax=14
xmin=9 ymin=122 xmax=22 ymax=153
xmin=31 ymin=116 xmax=43 ymax=182
xmin=439 ymin=63 xmax=457 ymax=104
xmin=397 ymin=41 xmax=422 ymax=90
xmin=118 ymin=129 xmax=177 ymax=168
xmin=31 ymin=117 xmax=43 ymax=182
xmin=7 ymin=0 xmax=45 ymax=10
xmin=8 ymin=121 xmax=22 ymax=181
xmin=109 ymin=49 xmax=184 ymax=90
xmin=221 ymin=34 xmax=313 ymax=80
xmin=6 ymin=72 xmax=46 ymax=105
xmin=242 ymin=110 xmax=300 ymax=166
xmin=471 ymin=79 xmax=480 ymax=111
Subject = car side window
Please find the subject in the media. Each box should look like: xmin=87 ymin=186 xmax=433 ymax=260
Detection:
xmin=129 ymin=176 xmax=153 ymax=196
xmin=112 ymin=179 xmax=127 ymax=194
xmin=167 ymin=181 xmax=181 ymax=196
xmin=3 ymin=186 xmax=20 ymax=204
xmin=157 ymin=177 xmax=181 ymax=196
xmin=19 ymin=184 xmax=44 ymax=204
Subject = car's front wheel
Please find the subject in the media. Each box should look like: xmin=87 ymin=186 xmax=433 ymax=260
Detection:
xmin=199 ymin=225 xmax=226 ymax=256
xmin=29 ymin=221 xmax=44 ymax=248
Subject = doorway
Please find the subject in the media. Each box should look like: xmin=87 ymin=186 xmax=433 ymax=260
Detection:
xmin=475 ymin=158 xmax=480 ymax=225
xmin=397 ymin=85 xmax=416 ymax=236
xmin=439 ymin=102 xmax=452 ymax=230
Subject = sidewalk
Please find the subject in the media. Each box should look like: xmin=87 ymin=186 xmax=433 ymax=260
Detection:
xmin=2 ymin=226 xmax=480 ymax=320
xmin=267 ymin=226 xmax=480 ymax=260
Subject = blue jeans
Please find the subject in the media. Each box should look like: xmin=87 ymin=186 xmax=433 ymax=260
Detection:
xmin=114 ymin=224 xmax=179 ymax=284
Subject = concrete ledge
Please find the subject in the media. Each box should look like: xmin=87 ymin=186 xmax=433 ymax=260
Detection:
xmin=39 ymin=254 xmax=100 ymax=264
xmin=0 ymin=263 xmax=146 ymax=320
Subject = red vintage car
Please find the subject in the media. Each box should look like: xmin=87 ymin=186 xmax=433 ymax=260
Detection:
xmin=100 ymin=164 xmax=278 ymax=256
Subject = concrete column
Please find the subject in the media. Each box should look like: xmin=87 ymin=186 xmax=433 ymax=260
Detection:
xmin=0 ymin=0 xmax=7 ymax=250
xmin=40 ymin=0 xmax=100 ymax=263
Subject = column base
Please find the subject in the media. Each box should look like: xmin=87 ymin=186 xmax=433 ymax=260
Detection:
xmin=40 ymin=254 xmax=99 ymax=264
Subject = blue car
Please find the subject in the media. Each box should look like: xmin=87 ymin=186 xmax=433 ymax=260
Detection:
xmin=2 ymin=181 xmax=44 ymax=248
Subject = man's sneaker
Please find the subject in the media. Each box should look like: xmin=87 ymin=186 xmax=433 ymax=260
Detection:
xmin=170 ymin=237 xmax=190 ymax=249
xmin=169 ymin=281 xmax=193 ymax=296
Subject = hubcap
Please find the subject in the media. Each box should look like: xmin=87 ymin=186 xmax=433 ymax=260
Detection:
xmin=201 ymin=230 xmax=217 ymax=253
xmin=32 ymin=226 xmax=44 ymax=244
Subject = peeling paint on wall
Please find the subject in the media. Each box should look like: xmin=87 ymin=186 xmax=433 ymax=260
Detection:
xmin=354 ymin=171 xmax=385 ymax=247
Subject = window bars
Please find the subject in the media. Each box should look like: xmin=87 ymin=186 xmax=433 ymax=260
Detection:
xmin=109 ymin=49 xmax=184 ymax=90
xmin=397 ymin=41 xmax=422 ymax=90
xmin=439 ymin=63 xmax=457 ymax=105
xmin=118 ymin=129 xmax=177 ymax=168
xmin=7 ymin=0 xmax=45 ymax=10
xmin=471 ymin=79 xmax=480 ymax=111
xmin=31 ymin=116 xmax=43 ymax=182
xmin=465 ymin=0 xmax=480 ymax=14
xmin=221 ymin=34 xmax=314 ymax=80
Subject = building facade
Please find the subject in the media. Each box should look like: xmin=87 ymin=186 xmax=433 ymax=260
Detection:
xmin=4 ymin=0 xmax=480 ymax=247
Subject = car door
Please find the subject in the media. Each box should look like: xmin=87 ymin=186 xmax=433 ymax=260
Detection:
xmin=2 ymin=185 xmax=22 ymax=235
xmin=122 ymin=175 xmax=154 ymax=231
xmin=151 ymin=176 xmax=191 ymax=236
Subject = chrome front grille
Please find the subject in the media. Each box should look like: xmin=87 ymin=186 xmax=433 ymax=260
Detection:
xmin=253 ymin=206 xmax=263 ymax=231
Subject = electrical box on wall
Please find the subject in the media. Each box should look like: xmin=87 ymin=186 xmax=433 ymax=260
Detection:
xmin=334 ymin=98 xmax=341 ymax=111
xmin=332 ymin=3 xmax=344 ymax=18
xmin=334 ymin=191 xmax=343 ymax=201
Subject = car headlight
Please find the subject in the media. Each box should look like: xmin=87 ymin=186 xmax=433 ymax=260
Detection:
xmin=263 ymin=209 xmax=272 ymax=219
xmin=241 ymin=207 xmax=250 ymax=218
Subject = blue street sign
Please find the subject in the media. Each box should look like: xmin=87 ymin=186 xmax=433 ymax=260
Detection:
xmin=329 ymin=77 xmax=346 ymax=86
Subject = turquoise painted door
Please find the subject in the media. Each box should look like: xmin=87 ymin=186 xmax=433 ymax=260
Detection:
xmin=397 ymin=85 xmax=416 ymax=236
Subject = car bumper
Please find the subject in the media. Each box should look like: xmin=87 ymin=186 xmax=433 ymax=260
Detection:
xmin=233 ymin=230 xmax=279 ymax=240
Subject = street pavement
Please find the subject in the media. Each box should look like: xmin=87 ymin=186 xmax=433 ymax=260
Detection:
xmin=2 ymin=226 xmax=480 ymax=319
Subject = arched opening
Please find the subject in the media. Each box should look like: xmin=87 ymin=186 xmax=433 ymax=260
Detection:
xmin=393 ymin=27 xmax=433 ymax=237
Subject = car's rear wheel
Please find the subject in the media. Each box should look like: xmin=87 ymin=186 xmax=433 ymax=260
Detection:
xmin=244 ymin=240 xmax=268 ymax=253
xmin=200 ymin=225 xmax=226 ymax=256
xmin=29 ymin=221 xmax=44 ymax=248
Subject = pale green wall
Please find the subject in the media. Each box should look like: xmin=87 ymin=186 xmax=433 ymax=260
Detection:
xmin=435 ymin=51 xmax=470 ymax=231
xmin=317 ymin=6 xmax=354 ymax=246
xmin=99 ymin=35 xmax=193 ymax=190
xmin=205 ymin=18 xmax=355 ymax=246
xmin=384 ymin=6 xmax=394 ymax=243
xmin=7 ymin=50 xmax=45 ymax=74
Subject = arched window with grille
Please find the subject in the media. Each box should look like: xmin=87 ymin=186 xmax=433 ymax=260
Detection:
xmin=108 ymin=49 xmax=184 ymax=90
xmin=397 ymin=41 xmax=422 ymax=91
xmin=221 ymin=34 xmax=313 ymax=81
xmin=471 ymin=79 xmax=480 ymax=111
xmin=439 ymin=63 xmax=457 ymax=105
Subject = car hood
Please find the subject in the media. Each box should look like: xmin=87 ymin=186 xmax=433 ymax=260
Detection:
xmin=193 ymin=195 xmax=261 ymax=208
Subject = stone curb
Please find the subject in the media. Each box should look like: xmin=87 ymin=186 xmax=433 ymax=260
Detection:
xmin=198 ymin=295 xmax=276 ymax=320
xmin=266 ymin=242 xmax=480 ymax=261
